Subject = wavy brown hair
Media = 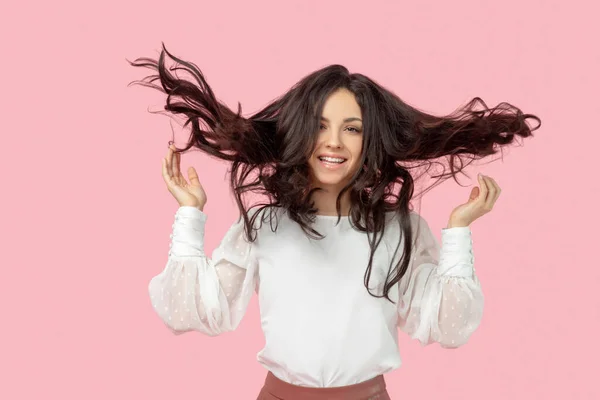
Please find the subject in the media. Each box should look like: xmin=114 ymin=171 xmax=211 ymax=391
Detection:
xmin=128 ymin=43 xmax=541 ymax=302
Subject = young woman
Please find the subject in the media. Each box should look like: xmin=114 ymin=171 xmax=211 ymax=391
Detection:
xmin=129 ymin=44 xmax=540 ymax=399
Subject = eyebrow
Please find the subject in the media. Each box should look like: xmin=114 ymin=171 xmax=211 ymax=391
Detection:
xmin=320 ymin=117 xmax=362 ymax=123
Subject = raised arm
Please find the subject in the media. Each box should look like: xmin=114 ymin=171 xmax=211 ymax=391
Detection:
xmin=396 ymin=212 xmax=484 ymax=348
xmin=148 ymin=206 xmax=258 ymax=336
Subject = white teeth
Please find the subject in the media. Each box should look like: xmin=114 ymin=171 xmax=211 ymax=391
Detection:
xmin=319 ymin=156 xmax=345 ymax=163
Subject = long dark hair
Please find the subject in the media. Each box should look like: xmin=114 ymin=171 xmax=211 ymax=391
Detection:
xmin=128 ymin=43 xmax=541 ymax=302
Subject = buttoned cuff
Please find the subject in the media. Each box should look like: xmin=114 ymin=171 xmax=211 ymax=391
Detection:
xmin=169 ymin=206 xmax=207 ymax=257
xmin=437 ymin=226 xmax=474 ymax=277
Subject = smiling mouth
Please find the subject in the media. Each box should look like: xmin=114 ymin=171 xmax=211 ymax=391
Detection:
xmin=318 ymin=156 xmax=347 ymax=164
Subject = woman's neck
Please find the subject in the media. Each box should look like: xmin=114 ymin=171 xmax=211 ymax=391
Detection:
xmin=310 ymin=187 xmax=351 ymax=216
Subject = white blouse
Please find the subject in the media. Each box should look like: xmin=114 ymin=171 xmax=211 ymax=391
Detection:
xmin=148 ymin=205 xmax=484 ymax=388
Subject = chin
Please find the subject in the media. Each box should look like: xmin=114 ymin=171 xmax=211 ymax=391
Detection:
xmin=310 ymin=171 xmax=353 ymax=189
xmin=314 ymin=178 xmax=345 ymax=187
xmin=309 ymin=159 xmax=358 ymax=188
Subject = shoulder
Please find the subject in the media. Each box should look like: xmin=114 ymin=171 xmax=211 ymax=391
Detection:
xmin=381 ymin=209 xmax=433 ymax=250
xmin=246 ymin=204 xmax=285 ymax=223
xmin=383 ymin=209 xmax=427 ymax=233
xmin=239 ymin=204 xmax=289 ymax=236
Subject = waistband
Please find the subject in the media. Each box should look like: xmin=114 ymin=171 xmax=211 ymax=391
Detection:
xmin=258 ymin=371 xmax=390 ymax=400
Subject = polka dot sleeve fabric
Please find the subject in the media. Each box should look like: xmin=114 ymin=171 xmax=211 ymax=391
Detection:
xmin=148 ymin=206 xmax=258 ymax=336
xmin=396 ymin=212 xmax=484 ymax=348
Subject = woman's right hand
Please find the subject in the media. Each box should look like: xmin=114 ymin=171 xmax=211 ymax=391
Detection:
xmin=162 ymin=144 xmax=207 ymax=210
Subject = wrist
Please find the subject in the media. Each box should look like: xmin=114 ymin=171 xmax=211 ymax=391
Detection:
xmin=180 ymin=203 xmax=203 ymax=212
xmin=446 ymin=219 xmax=469 ymax=228
xmin=176 ymin=205 xmax=207 ymax=223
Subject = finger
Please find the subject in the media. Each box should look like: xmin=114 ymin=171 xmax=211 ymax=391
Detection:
xmin=165 ymin=146 xmax=173 ymax=174
xmin=175 ymin=150 xmax=183 ymax=179
xmin=170 ymin=148 xmax=181 ymax=185
xmin=169 ymin=145 xmax=178 ymax=178
xmin=469 ymin=186 xmax=479 ymax=201
xmin=487 ymin=176 xmax=502 ymax=203
xmin=482 ymin=175 xmax=497 ymax=210
xmin=477 ymin=174 xmax=489 ymax=203
xmin=176 ymin=152 xmax=188 ymax=186
xmin=188 ymin=166 xmax=200 ymax=186
xmin=162 ymin=158 xmax=174 ymax=185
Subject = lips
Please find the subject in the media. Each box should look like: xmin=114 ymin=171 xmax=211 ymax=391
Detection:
xmin=316 ymin=154 xmax=348 ymax=170
xmin=318 ymin=156 xmax=346 ymax=164
xmin=317 ymin=155 xmax=347 ymax=164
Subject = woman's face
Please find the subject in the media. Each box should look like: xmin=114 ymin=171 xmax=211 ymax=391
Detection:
xmin=308 ymin=88 xmax=364 ymax=191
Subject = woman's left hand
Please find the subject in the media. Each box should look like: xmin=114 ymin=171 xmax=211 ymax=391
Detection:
xmin=447 ymin=174 xmax=501 ymax=228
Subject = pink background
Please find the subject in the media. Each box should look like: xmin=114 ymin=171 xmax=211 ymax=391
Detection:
xmin=1 ymin=0 xmax=598 ymax=398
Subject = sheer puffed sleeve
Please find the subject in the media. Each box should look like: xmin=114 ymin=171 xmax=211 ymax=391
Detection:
xmin=148 ymin=206 xmax=259 ymax=336
xmin=395 ymin=212 xmax=484 ymax=348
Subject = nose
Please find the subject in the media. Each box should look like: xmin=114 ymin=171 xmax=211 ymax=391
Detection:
xmin=324 ymin=129 xmax=342 ymax=149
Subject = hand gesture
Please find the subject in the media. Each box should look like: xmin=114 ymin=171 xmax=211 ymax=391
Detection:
xmin=447 ymin=174 xmax=501 ymax=228
xmin=162 ymin=144 xmax=207 ymax=210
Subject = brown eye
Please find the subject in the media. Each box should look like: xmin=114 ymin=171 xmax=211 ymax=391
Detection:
xmin=347 ymin=127 xmax=361 ymax=133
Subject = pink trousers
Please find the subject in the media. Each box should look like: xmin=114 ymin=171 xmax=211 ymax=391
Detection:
xmin=256 ymin=371 xmax=391 ymax=400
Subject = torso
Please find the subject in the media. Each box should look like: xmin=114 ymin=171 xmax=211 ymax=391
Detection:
xmin=251 ymin=209 xmax=404 ymax=387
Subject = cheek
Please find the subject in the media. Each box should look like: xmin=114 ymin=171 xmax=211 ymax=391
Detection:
xmin=310 ymin=138 xmax=325 ymax=157
xmin=349 ymin=137 xmax=364 ymax=160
